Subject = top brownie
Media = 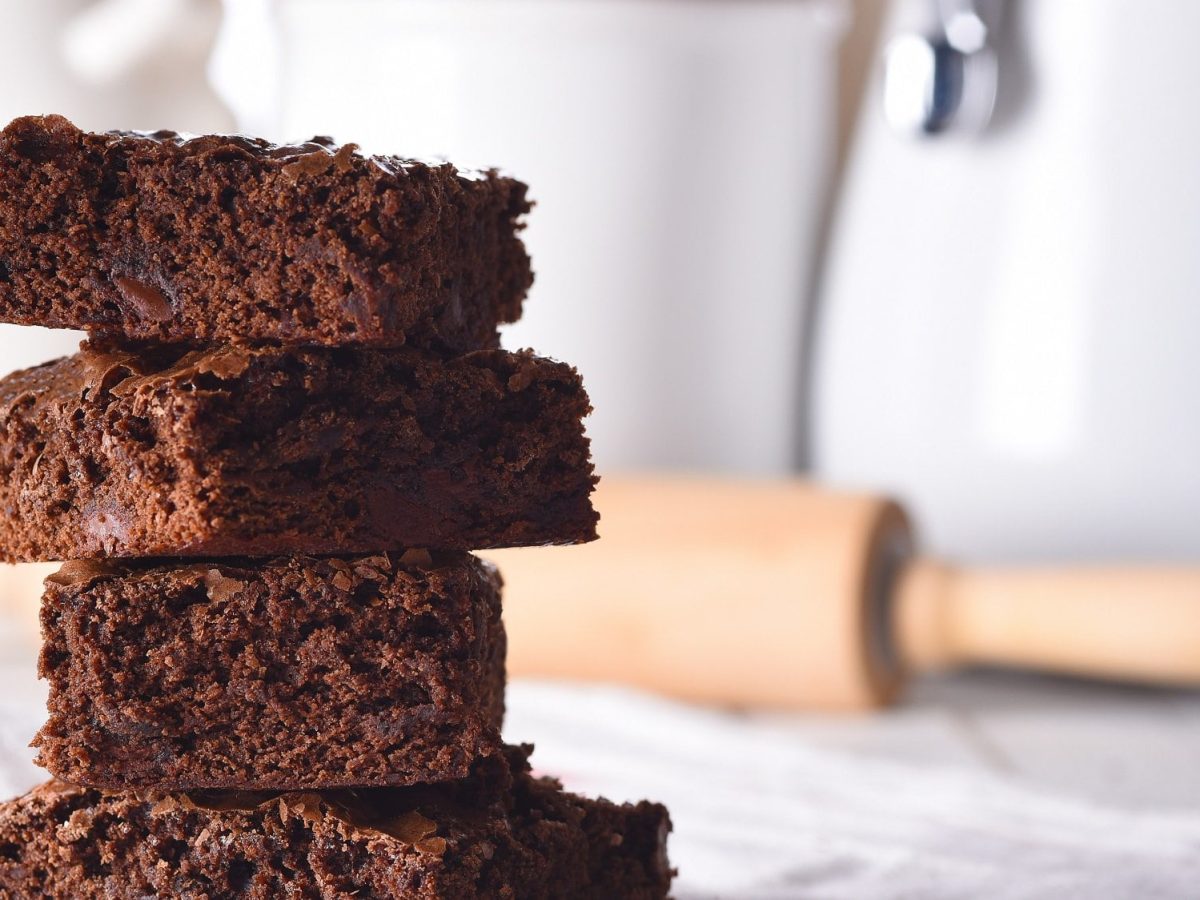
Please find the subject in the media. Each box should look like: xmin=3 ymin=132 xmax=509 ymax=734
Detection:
xmin=0 ymin=115 xmax=532 ymax=350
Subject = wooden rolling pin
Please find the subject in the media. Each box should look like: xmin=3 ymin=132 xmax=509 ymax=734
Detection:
xmin=486 ymin=477 xmax=1200 ymax=710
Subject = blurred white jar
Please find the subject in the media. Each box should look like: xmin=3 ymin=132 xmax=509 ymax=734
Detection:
xmin=813 ymin=0 xmax=1200 ymax=562
xmin=0 ymin=0 xmax=229 ymax=133
xmin=212 ymin=0 xmax=846 ymax=473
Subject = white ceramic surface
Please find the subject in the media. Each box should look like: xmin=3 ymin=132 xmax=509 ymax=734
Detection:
xmin=213 ymin=0 xmax=846 ymax=473
xmin=813 ymin=0 xmax=1200 ymax=563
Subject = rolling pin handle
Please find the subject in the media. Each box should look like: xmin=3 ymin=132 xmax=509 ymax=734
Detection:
xmin=895 ymin=559 xmax=1200 ymax=686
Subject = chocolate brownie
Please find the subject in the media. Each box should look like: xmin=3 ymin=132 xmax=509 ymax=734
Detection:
xmin=34 ymin=552 xmax=505 ymax=791
xmin=0 ymin=114 xmax=532 ymax=350
xmin=0 ymin=341 xmax=597 ymax=561
xmin=0 ymin=749 xmax=673 ymax=899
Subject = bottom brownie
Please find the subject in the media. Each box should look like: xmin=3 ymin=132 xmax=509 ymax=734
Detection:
xmin=0 ymin=748 xmax=673 ymax=899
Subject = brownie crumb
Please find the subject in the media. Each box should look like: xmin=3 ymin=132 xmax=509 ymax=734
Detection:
xmin=35 ymin=553 xmax=506 ymax=791
xmin=0 ymin=114 xmax=533 ymax=351
xmin=0 ymin=341 xmax=598 ymax=561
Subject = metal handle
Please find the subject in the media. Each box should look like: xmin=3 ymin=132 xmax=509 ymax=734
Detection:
xmin=883 ymin=0 xmax=1002 ymax=137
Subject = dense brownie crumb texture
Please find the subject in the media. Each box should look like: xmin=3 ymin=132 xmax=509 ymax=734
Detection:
xmin=0 ymin=748 xmax=674 ymax=899
xmin=0 ymin=115 xmax=533 ymax=350
xmin=0 ymin=340 xmax=599 ymax=561
xmin=0 ymin=113 xmax=669 ymax=898
xmin=34 ymin=552 xmax=507 ymax=792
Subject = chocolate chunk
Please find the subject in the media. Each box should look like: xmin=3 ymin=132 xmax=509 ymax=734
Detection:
xmin=113 ymin=275 xmax=173 ymax=322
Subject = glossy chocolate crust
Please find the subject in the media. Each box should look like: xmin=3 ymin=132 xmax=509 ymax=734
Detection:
xmin=35 ymin=552 xmax=506 ymax=791
xmin=0 ymin=115 xmax=532 ymax=351
xmin=0 ymin=748 xmax=673 ymax=899
xmin=0 ymin=341 xmax=598 ymax=561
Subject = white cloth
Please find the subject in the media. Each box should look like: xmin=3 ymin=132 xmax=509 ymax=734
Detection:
xmin=505 ymin=681 xmax=1200 ymax=899
xmin=2 ymin=633 xmax=1199 ymax=898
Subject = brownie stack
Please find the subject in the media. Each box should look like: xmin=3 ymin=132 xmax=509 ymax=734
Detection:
xmin=0 ymin=115 xmax=672 ymax=898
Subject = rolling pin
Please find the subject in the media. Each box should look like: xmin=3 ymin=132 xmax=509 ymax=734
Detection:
xmin=485 ymin=477 xmax=1200 ymax=710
